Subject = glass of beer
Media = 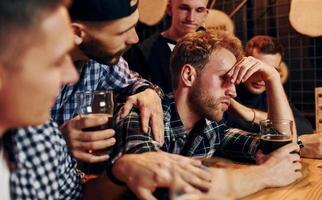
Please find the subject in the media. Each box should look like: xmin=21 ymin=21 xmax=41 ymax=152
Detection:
xmin=78 ymin=90 xmax=114 ymax=175
xmin=259 ymin=119 xmax=293 ymax=154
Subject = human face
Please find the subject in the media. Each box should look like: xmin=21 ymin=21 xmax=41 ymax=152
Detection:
xmin=0 ymin=7 xmax=78 ymax=133
xmin=79 ymin=9 xmax=139 ymax=65
xmin=169 ymin=0 xmax=208 ymax=37
xmin=188 ymin=48 xmax=237 ymax=122
xmin=244 ymin=52 xmax=282 ymax=94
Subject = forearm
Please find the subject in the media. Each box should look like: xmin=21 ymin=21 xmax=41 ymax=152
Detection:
xmin=220 ymin=128 xmax=259 ymax=162
xmin=230 ymin=99 xmax=267 ymax=124
xmin=265 ymin=75 xmax=297 ymax=136
xmin=230 ymin=166 xmax=267 ymax=198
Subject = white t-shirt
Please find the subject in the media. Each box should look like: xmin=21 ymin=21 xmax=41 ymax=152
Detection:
xmin=0 ymin=143 xmax=11 ymax=200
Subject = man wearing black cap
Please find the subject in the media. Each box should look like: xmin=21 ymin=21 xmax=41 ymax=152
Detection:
xmin=54 ymin=0 xmax=166 ymax=164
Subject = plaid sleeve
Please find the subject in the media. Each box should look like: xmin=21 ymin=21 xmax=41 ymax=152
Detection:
xmin=101 ymin=57 xmax=153 ymax=95
xmin=218 ymin=128 xmax=260 ymax=162
xmin=10 ymin=120 xmax=82 ymax=200
xmin=114 ymin=107 xmax=160 ymax=154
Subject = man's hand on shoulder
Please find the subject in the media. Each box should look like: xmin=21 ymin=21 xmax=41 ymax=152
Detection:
xmin=118 ymin=88 xmax=164 ymax=145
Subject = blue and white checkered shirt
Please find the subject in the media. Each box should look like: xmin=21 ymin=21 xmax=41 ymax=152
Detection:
xmin=7 ymin=58 xmax=152 ymax=199
xmin=51 ymin=58 xmax=152 ymax=126
xmin=8 ymin=120 xmax=82 ymax=200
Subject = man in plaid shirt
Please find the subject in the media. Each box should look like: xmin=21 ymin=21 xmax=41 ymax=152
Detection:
xmin=108 ymin=30 xmax=302 ymax=199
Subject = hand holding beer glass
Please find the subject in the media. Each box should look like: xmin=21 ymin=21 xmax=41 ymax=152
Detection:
xmin=259 ymin=119 xmax=293 ymax=154
xmin=78 ymin=90 xmax=114 ymax=175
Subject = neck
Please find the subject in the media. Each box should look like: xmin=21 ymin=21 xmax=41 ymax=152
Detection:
xmin=70 ymin=46 xmax=89 ymax=63
xmin=163 ymin=27 xmax=186 ymax=41
xmin=173 ymin=89 xmax=201 ymax=131
xmin=0 ymin=123 xmax=7 ymax=138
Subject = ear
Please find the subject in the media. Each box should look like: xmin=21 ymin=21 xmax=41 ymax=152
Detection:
xmin=166 ymin=1 xmax=172 ymax=16
xmin=205 ymin=8 xmax=209 ymax=16
xmin=0 ymin=64 xmax=5 ymax=91
xmin=71 ymin=22 xmax=86 ymax=45
xmin=181 ymin=64 xmax=197 ymax=87
xmin=201 ymin=9 xmax=209 ymax=27
xmin=251 ymin=48 xmax=260 ymax=57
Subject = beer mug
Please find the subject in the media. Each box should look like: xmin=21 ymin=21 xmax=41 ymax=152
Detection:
xmin=259 ymin=119 xmax=293 ymax=154
xmin=78 ymin=90 xmax=114 ymax=175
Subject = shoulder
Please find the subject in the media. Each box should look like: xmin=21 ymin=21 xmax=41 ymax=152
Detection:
xmin=12 ymin=120 xmax=69 ymax=168
xmin=115 ymin=107 xmax=141 ymax=128
xmin=138 ymin=33 xmax=163 ymax=58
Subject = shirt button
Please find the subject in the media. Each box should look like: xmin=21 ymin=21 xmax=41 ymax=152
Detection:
xmin=182 ymin=134 xmax=187 ymax=139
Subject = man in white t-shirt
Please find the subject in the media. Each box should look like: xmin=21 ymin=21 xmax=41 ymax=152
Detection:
xmin=0 ymin=0 xmax=78 ymax=198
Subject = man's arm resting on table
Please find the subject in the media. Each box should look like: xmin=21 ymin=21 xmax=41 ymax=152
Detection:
xmin=210 ymin=143 xmax=302 ymax=199
xmin=219 ymin=128 xmax=259 ymax=162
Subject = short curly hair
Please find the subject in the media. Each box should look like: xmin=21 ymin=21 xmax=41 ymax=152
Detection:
xmin=170 ymin=28 xmax=244 ymax=90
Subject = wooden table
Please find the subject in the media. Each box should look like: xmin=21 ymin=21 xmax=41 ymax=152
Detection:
xmin=241 ymin=158 xmax=322 ymax=200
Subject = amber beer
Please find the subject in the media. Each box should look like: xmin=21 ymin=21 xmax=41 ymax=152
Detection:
xmin=82 ymin=113 xmax=114 ymax=175
xmin=82 ymin=113 xmax=113 ymax=131
xmin=260 ymin=134 xmax=292 ymax=154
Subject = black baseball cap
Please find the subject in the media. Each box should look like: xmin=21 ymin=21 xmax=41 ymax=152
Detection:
xmin=69 ymin=0 xmax=138 ymax=21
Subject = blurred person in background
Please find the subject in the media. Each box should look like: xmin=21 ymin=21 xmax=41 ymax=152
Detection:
xmin=0 ymin=0 xmax=80 ymax=199
xmin=225 ymin=35 xmax=322 ymax=159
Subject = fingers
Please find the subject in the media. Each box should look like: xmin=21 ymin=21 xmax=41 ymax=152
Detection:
xmin=137 ymin=93 xmax=164 ymax=144
xmin=150 ymin=111 xmax=164 ymax=145
xmin=77 ymin=129 xmax=115 ymax=141
xmin=170 ymin=176 xmax=200 ymax=195
xmin=178 ymin=166 xmax=212 ymax=191
xmin=165 ymin=153 xmax=203 ymax=167
xmin=273 ymin=143 xmax=300 ymax=157
xmin=139 ymin=106 xmax=150 ymax=134
xmin=76 ymin=115 xmax=109 ymax=130
xmin=75 ymin=137 xmax=116 ymax=151
xmin=228 ymin=57 xmax=256 ymax=83
xmin=294 ymin=171 xmax=303 ymax=180
xmin=227 ymin=56 xmax=276 ymax=84
xmin=119 ymin=98 xmax=136 ymax=119
xmin=72 ymin=150 xmax=109 ymax=163
xmin=135 ymin=188 xmax=157 ymax=200
xmin=165 ymin=155 xmax=212 ymax=191
xmin=241 ymin=62 xmax=261 ymax=82
xmin=292 ymin=161 xmax=302 ymax=171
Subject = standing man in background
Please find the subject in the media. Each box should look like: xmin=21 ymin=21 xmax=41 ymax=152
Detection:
xmin=125 ymin=0 xmax=209 ymax=93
